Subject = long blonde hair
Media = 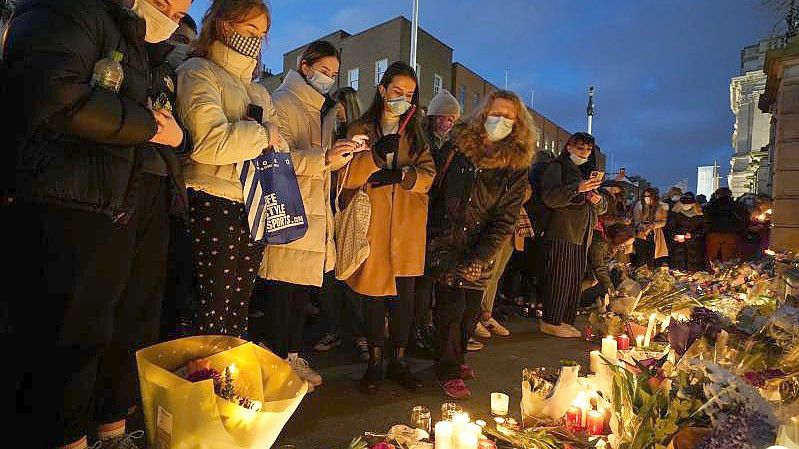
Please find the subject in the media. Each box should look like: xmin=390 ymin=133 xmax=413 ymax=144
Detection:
xmin=191 ymin=0 xmax=271 ymax=59
xmin=451 ymin=90 xmax=536 ymax=170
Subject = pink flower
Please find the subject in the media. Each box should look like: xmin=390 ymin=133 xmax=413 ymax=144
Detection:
xmin=372 ymin=442 xmax=395 ymax=449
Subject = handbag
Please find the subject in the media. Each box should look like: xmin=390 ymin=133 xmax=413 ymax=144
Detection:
xmin=333 ymin=162 xmax=371 ymax=280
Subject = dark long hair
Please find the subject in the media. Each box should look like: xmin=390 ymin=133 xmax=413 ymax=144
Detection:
xmin=192 ymin=0 xmax=271 ymax=59
xmin=298 ymin=40 xmax=340 ymax=69
xmin=361 ymin=61 xmax=428 ymax=156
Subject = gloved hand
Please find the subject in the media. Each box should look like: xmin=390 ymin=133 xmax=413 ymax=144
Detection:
xmin=372 ymin=133 xmax=401 ymax=159
xmin=368 ymin=169 xmax=403 ymax=188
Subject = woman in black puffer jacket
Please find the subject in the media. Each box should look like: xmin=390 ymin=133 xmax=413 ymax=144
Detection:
xmin=427 ymin=90 xmax=533 ymax=399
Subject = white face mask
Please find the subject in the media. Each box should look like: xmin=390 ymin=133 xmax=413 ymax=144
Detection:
xmin=132 ymin=0 xmax=179 ymax=44
xmin=307 ymin=69 xmax=335 ymax=95
xmin=386 ymin=97 xmax=412 ymax=116
xmin=671 ymin=195 xmax=680 ymax=202
xmin=569 ymin=153 xmax=589 ymax=166
xmin=484 ymin=115 xmax=514 ymax=142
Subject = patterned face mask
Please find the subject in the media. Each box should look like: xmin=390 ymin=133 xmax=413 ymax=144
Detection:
xmin=225 ymin=31 xmax=262 ymax=60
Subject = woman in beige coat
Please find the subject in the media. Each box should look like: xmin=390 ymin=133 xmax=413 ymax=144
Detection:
xmin=340 ymin=62 xmax=436 ymax=393
xmin=633 ymin=187 xmax=669 ymax=269
xmin=256 ymin=40 xmax=363 ymax=388
xmin=177 ymin=0 xmax=282 ymax=338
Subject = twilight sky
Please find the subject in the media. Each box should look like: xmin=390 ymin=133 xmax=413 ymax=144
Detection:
xmin=189 ymin=0 xmax=780 ymax=190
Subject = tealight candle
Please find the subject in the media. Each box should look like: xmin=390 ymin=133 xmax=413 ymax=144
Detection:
xmin=456 ymin=430 xmax=478 ymax=449
xmin=435 ymin=421 xmax=453 ymax=449
xmin=601 ymin=336 xmax=617 ymax=360
xmin=490 ymin=392 xmax=509 ymax=416
xmin=616 ymin=334 xmax=630 ymax=351
xmin=586 ymin=410 xmax=604 ymax=435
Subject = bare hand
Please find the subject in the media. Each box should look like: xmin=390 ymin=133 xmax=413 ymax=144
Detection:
xmin=150 ymin=109 xmax=184 ymax=148
xmin=327 ymin=138 xmax=366 ymax=167
xmin=587 ymin=191 xmax=602 ymax=205
xmin=266 ymin=123 xmax=285 ymax=150
xmin=578 ymin=178 xmax=602 ymax=193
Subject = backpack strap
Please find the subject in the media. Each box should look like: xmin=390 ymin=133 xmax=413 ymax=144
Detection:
xmin=433 ymin=141 xmax=456 ymax=190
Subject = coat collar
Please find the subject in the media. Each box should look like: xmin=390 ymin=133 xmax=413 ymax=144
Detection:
xmin=208 ymin=41 xmax=256 ymax=82
xmin=276 ymin=70 xmax=326 ymax=112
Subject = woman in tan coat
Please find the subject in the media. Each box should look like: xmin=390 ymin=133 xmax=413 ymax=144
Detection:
xmin=340 ymin=62 xmax=435 ymax=393
xmin=256 ymin=40 xmax=363 ymax=388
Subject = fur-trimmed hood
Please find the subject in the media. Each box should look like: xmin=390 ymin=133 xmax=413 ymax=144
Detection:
xmin=451 ymin=123 xmax=534 ymax=171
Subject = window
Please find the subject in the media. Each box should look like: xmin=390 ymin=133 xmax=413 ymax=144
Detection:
xmin=473 ymin=93 xmax=480 ymax=107
xmin=458 ymin=86 xmax=466 ymax=108
xmin=348 ymin=67 xmax=360 ymax=91
xmin=433 ymin=73 xmax=443 ymax=96
xmin=415 ymin=63 xmax=421 ymax=84
xmin=375 ymin=58 xmax=388 ymax=86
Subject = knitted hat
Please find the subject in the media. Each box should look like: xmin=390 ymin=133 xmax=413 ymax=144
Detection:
xmin=427 ymin=90 xmax=461 ymax=118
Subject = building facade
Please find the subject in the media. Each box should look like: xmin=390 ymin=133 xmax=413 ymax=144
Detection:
xmin=261 ymin=16 xmax=573 ymax=153
xmin=760 ymin=39 xmax=799 ymax=253
xmin=697 ymin=164 xmax=720 ymax=199
xmin=728 ymin=38 xmax=784 ymax=197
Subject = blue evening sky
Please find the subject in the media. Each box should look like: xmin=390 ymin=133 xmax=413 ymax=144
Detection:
xmin=189 ymin=0 xmax=779 ymax=191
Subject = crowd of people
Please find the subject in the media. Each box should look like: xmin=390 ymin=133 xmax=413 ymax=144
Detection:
xmin=0 ymin=1 xmax=774 ymax=448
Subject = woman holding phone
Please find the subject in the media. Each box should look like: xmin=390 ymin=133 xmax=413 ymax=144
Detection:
xmin=177 ymin=0 xmax=283 ymax=337
xmin=256 ymin=40 xmax=366 ymax=388
xmin=340 ymin=62 xmax=435 ymax=393
xmin=538 ymin=132 xmax=607 ymax=338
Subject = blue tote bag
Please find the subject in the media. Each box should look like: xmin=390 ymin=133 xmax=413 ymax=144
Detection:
xmin=236 ymin=151 xmax=308 ymax=245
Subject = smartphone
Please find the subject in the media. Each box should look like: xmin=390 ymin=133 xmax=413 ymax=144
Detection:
xmin=590 ymin=170 xmax=605 ymax=181
xmin=247 ymin=104 xmax=264 ymax=123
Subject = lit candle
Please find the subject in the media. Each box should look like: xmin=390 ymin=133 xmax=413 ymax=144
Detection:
xmin=456 ymin=430 xmax=478 ymax=449
xmin=586 ymin=410 xmax=604 ymax=435
xmin=674 ymin=234 xmax=685 ymax=243
xmin=601 ymin=336 xmax=617 ymax=360
xmin=590 ymin=350 xmax=602 ymax=373
xmin=435 ymin=421 xmax=453 ymax=449
xmin=573 ymin=391 xmax=591 ymax=427
xmin=490 ymin=392 xmax=509 ymax=416
xmin=466 ymin=423 xmax=482 ymax=439
xmin=565 ymin=406 xmax=582 ymax=430
xmin=452 ymin=412 xmax=470 ymax=449
xmin=636 ymin=335 xmax=644 ymax=348
xmin=616 ymin=334 xmax=630 ymax=351
xmin=644 ymin=313 xmax=657 ymax=347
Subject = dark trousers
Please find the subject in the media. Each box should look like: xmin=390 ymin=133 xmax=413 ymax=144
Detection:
xmin=7 ymin=175 xmax=169 ymax=446
xmin=434 ymin=284 xmax=483 ymax=381
xmin=541 ymin=238 xmax=587 ymax=326
xmin=161 ymin=217 xmax=195 ymax=339
xmin=189 ymin=190 xmax=265 ymax=338
xmin=319 ymin=273 xmax=366 ymax=338
xmin=412 ymin=274 xmax=435 ymax=334
xmin=262 ymin=280 xmax=312 ymax=358
xmin=633 ymin=236 xmax=655 ymax=269
xmin=363 ymin=277 xmax=416 ymax=348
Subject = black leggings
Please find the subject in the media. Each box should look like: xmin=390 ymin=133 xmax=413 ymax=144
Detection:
xmin=262 ymin=280 xmax=312 ymax=358
xmin=363 ymin=277 xmax=416 ymax=348
xmin=434 ymin=284 xmax=484 ymax=381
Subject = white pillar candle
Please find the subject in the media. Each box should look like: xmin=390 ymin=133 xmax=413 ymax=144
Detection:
xmin=456 ymin=430 xmax=478 ymax=449
xmin=635 ymin=335 xmax=644 ymax=348
xmin=601 ymin=336 xmax=617 ymax=360
xmin=590 ymin=350 xmax=602 ymax=373
xmin=466 ymin=423 xmax=482 ymax=439
xmin=435 ymin=421 xmax=453 ymax=449
xmin=644 ymin=313 xmax=657 ymax=347
xmin=452 ymin=412 xmax=470 ymax=449
xmin=490 ymin=392 xmax=509 ymax=416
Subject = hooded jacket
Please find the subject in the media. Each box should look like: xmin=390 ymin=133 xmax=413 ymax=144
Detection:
xmin=427 ymin=123 xmax=533 ymax=290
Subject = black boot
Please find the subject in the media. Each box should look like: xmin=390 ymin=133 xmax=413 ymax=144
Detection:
xmin=360 ymin=346 xmax=383 ymax=394
xmin=387 ymin=346 xmax=423 ymax=390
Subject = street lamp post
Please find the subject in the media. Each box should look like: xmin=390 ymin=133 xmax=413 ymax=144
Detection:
xmin=410 ymin=0 xmax=420 ymax=68
xmin=586 ymin=86 xmax=595 ymax=134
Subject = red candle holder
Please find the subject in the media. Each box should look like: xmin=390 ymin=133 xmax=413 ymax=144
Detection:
xmin=586 ymin=410 xmax=604 ymax=436
xmin=565 ymin=406 xmax=582 ymax=431
xmin=616 ymin=334 xmax=630 ymax=351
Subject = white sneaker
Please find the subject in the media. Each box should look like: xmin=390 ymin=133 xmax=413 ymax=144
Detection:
xmin=474 ymin=321 xmax=492 ymax=338
xmin=466 ymin=337 xmax=484 ymax=351
xmin=539 ymin=321 xmax=580 ymax=338
xmin=484 ymin=317 xmax=511 ymax=337
xmin=287 ymin=356 xmax=323 ymax=387
xmin=562 ymin=323 xmax=583 ymax=337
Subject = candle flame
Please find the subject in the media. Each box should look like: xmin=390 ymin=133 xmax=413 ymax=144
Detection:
xmin=227 ymin=363 xmax=238 ymax=376
xmin=765 ymin=249 xmax=777 ymax=256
